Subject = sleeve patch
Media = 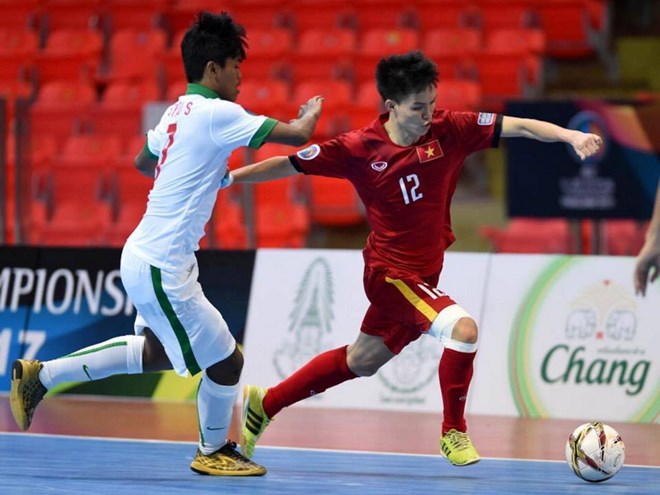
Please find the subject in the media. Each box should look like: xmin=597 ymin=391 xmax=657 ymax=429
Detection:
xmin=478 ymin=112 xmax=494 ymax=125
xmin=296 ymin=144 xmax=321 ymax=160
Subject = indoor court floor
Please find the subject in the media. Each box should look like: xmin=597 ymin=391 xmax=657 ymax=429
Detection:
xmin=0 ymin=396 xmax=658 ymax=494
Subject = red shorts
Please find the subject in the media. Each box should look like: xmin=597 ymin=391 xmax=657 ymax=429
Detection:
xmin=360 ymin=265 xmax=457 ymax=354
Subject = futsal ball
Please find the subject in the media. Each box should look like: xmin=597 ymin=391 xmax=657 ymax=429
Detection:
xmin=565 ymin=422 xmax=625 ymax=482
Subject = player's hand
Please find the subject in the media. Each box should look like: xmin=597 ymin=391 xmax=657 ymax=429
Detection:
xmin=634 ymin=236 xmax=660 ymax=296
xmin=570 ymin=131 xmax=602 ymax=160
xmin=296 ymin=95 xmax=323 ymax=121
xmin=220 ymin=169 xmax=234 ymax=189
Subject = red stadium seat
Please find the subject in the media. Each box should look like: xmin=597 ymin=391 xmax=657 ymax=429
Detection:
xmin=30 ymin=81 xmax=97 ymax=141
xmin=422 ymin=28 xmax=481 ymax=80
xmin=101 ymin=28 xmax=167 ymax=84
xmin=103 ymin=0 xmax=167 ymax=32
xmin=162 ymin=0 xmax=208 ymax=36
xmin=30 ymin=166 xmax=111 ymax=246
xmin=224 ymin=0 xmax=292 ymax=31
xmin=89 ymin=80 xmax=160 ymax=136
xmin=250 ymin=143 xmax=310 ymax=247
xmin=484 ymin=28 xmax=546 ymax=89
xmin=0 ymin=28 xmax=38 ymax=88
xmin=436 ymin=79 xmax=482 ymax=111
xmin=0 ymin=80 xmax=35 ymax=127
xmin=237 ymin=79 xmax=290 ymax=120
xmin=536 ymin=0 xmax=597 ymax=58
xmin=347 ymin=81 xmax=383 ymax=129
xmin=308 ymin=176 xmax=365 ymax=227
xmin=0 ymin=0 xmax=41 ymax=30
xmin=41 ymin=0 xmax=103 ymax=32
xmin=290 ymin=28 xmax=357 ymax=83
xmin=290 ymin=79 xmax=354 ymax=138
xmin=292 ymin=79 xmax=353 ymax=115
xmin=103 ymin=164 xmax=152 ymax=246
xmin=479 ymin=218 xmax=571 ymax=254
xmin=35 ymin=28 xmax=103 ymax=85
xmin=254 ymin=180 xmax=310 ymax=247
xmin=59 ymin=134 xmax=124 ymax=166
xmin=0 ymin=28 xmax=40 ymax=58
xmin=485 ymin=28 xmax=546 ymax=55
xmin=289 ymin=0 xmax=356 ymax=31
xmin=354 ymin=28 xmax=420 ymax=82
xmin=353 ymin=0 xmax=418 ymax=31
xmin=165 ymin=78 xmax=188 ymax=102
xmin=474 ymin=0 xmax=540 ymax=32
xmin=212 ymin=189 xmax=248 ymax=249
xmin=468 ymin=51 xmax=532 ymax=110
xmin=413 ymin=0 xmax=478 ymax=34
xmin=240 ymin=27 xmax=295 ymax=82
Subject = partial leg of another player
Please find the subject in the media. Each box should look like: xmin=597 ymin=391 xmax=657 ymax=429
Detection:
xmin=191 ymin=347 xmax=266 ymax=476
xmin=10 ymin=332 xmax=148 ymax=431
xmin=240 ymin=344 xmax=364 ymax=458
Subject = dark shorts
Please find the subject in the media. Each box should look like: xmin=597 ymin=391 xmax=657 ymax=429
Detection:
xmin=360 ymin=265 xmax=456 ymax=354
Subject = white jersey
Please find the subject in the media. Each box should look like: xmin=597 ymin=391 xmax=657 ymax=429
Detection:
xmin=125 ymin=84 xmax=277 ymax=271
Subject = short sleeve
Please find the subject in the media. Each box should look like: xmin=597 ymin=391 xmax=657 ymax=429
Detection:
xmin=146 ymin=123 xmax=167 ymax=158
xmin=210 ymin=101 xmax=270 ymax=150
xmin=449 ymin=111 xmax=502 ymax=152
xmin=288 ymin=137 xmax=350 ymax=179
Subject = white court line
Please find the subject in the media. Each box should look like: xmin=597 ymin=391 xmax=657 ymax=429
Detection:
xmin=1 ymin=431 xmax=658 ymax=469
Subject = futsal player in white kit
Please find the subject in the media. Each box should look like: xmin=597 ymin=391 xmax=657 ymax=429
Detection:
xmin=10 ymin=11 xmax=323 ymax=476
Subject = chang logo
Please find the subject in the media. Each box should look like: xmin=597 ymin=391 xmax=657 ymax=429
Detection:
xmin=509 ymin=258 xmax=658 ymax=422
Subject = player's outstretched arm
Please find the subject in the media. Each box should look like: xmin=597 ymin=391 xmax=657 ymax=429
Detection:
xmin=634 ymin=182 xmax=660 ymax=296
xmin=264 ymin=96 xmax=324 ymax=146
xmin=224 ymin=156 xmax=298 ymax=187
xmin=501 ymin=116 xmax=602 ymax=160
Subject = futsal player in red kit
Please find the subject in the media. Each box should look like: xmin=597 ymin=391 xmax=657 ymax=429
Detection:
xmin=223 ymin=51 xmax=602 ymax=466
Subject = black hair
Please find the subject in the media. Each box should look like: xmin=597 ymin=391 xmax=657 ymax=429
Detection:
xmin=180 ymin=11 xmax=248 ymax=83
xmin=375 ymin=51 xmax=439 ymax=103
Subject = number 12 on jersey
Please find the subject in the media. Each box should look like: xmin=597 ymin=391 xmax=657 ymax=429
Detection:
xmin=399 ymin=174 xmax=423 ymax=205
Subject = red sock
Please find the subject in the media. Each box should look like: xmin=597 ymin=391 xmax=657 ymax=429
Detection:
xmin=263 ymin=346 xmax=357 ymax=418
xmin=439 ymin=348 xmax=476 ymax=434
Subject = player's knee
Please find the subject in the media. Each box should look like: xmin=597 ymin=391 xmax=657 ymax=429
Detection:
xmin=346 ymin=349 xmax=383 ymax=377
xmin=452 ymin=317 xmax=478 ymax=344
xmin=348 ymin=361 xmax=380 ymax=377
xmin=142 ymin=328 xmax=172 ymax=372
xmin=206 ymin=346 xmax=243 ymax=385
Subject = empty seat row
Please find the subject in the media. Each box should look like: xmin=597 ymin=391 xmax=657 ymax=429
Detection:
xmin=0 ymin=0 xmax=610 ymax=60
xmin=479 ymin=218 xmax=649 ymax=256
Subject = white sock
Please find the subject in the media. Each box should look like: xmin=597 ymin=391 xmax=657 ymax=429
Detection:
xmin=39 ymin=335 xmax=144 ymax=389
xmin=197 ymin=371 xmax=239 ymax=455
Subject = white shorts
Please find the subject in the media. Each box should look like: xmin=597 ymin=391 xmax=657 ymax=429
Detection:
xmin=120 ymin=247 xmax=235 ymax=377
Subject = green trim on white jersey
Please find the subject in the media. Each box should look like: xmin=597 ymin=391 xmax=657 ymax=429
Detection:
xmin=185 ymin=83 xmax=220 ymax=99
xmin=143 ymin=141 xmax=158 ymax=160
xmin=248 ymin=118 xmax=278 ymax=148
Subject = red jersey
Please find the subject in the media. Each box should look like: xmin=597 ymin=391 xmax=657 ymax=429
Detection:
xmin=290 ymin=110 xmax=502 ymax=276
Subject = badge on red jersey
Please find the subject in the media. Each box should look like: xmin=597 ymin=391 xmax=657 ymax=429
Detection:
xmin=415 ymin=140 xmax=443 ymax=163
xmin=478 ymin=112 xmax=494 ymax=125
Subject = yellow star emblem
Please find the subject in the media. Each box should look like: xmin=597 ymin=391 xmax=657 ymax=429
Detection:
xmin=425 ymin=146 xmax=435 ymax=158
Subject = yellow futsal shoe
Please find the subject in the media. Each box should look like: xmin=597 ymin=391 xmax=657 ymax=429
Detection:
xmin=190 ymin=441 xmax=267 ymax=476
xmin=440 ymin=429 xmax=481 ymax=466
xmin=240 ymin=385 xmax=271 ymax=459
xmin=10 ymin=359 xmax=47 ymax=431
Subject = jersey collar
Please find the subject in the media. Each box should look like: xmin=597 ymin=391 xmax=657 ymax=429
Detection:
xmin=185 ymin=83 xmax=220 ymax=99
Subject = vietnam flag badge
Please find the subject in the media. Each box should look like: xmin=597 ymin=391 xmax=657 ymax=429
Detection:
xmin=415 ymin=140 xmax=443 ymax=163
